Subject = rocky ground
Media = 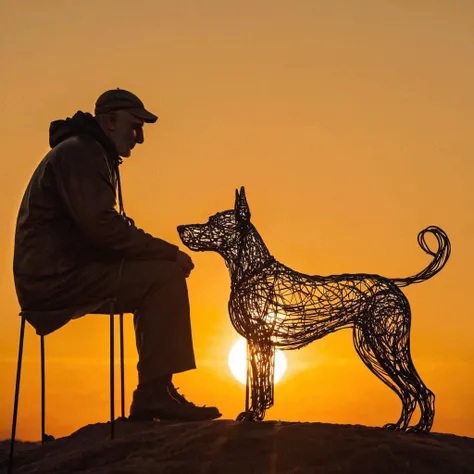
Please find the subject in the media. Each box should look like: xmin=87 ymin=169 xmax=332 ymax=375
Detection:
xmin=1 ymin=419 xmax=474 ymax=473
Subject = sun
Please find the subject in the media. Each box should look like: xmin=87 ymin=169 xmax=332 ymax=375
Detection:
xmin=228 ymin=337 xmax=287 ymax=384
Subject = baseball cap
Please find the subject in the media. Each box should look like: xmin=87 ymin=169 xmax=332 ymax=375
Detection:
xmin=94 ymin=88 xmax=158 ymax=123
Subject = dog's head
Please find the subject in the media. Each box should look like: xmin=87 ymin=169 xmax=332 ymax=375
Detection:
xmin=177 ymin=186 xmax=251 ymax=254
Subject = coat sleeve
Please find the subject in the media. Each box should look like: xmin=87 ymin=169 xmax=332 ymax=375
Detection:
xmin=51 ymin=139 xmax=179 ymax=261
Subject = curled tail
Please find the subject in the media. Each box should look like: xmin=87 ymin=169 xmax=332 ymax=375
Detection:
xmin=393 ymin=226 xmax=451 ymax=288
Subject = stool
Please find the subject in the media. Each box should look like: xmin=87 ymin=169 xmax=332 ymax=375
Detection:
xmin=8 ymin=301 xmax=126 ymax=474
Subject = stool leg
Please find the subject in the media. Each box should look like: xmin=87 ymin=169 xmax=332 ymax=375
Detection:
xmin=40 ymin=336 xmax=45 ymax=444
xmin=119 ymin=313 xmax=125 ymax=420
xmin=8 ymin=316 xmax=26 ymax=474
xmin=110 ymin=301 xmax=115 ymax=439
xmin=38 ymin=336 xmax=54 ymax=444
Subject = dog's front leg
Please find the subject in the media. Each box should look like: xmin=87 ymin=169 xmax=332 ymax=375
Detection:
xmin=236 ymin=339 xmax=275 ymax=421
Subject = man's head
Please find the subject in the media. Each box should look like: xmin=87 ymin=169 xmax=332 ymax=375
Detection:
xmin=94 ymin=88 xmax=158 ymax=158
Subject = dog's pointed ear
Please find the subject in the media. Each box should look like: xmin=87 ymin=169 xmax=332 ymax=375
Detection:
xmin=234 ymin=188 xmax=240 ymax=209
xmin=235 ymin=186 xmax=251 ymax=223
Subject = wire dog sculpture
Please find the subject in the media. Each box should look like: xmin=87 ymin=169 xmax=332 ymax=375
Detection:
xmin=177 ymin=187 xmax=451 ymax=432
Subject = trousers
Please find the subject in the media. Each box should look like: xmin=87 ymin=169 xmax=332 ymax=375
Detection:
xmin=93 ymin=259 xmax=196 ymax=385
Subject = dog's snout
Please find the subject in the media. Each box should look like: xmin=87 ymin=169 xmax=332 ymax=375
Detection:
xmin=177 ymin=224 xmax=201 ymax=247
xmin=177 ymin=224 xmax=193 ymax=241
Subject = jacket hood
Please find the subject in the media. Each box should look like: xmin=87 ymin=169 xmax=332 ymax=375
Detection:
xmin=49 ymin=111 xmax=120 ymax=165
xmin=49 ymin=111 xmax=127 ymax=216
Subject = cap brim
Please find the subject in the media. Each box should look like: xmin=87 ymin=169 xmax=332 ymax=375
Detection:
xmin=128 ymin=107 xmax=158 ymax=124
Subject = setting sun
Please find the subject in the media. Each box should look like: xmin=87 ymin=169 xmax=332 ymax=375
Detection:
xmin=1 ymin=2 xmax=473 ymax=452
xmin=228 ymin=337 xmax=288 ymax=385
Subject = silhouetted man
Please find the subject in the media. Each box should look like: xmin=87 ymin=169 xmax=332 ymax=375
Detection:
xmin=13 ymin=88 xmax=221 ymax=421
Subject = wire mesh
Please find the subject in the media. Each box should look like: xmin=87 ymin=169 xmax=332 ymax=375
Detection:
xmin=178 ymin=187 xmax=450 ymax=432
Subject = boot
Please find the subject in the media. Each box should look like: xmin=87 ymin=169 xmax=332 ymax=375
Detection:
xmin=129 ymin=381 xmax=221 ymax=422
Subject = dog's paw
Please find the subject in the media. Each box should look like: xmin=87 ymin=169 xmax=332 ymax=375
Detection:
xmin=406 ymin=426 xmax=429 ymax=435
xmin=236 ymin=411 xmax=257 ymax=422
xmin=383 ymin=423 xmax=401 ymax=431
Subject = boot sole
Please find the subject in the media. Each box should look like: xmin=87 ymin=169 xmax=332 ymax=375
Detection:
xmin=129 ymin=407 xmax=222 ymax=422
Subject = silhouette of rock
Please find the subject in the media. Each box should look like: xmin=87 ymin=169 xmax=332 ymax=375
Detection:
xmin=1 ymin=420 xmax=473 ymax=473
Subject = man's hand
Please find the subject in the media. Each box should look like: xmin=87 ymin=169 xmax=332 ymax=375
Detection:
xmin=176 ymin=249 xmax=195 ymax=277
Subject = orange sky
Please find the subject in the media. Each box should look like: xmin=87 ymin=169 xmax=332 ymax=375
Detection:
xmin=1 ymin=1 xmax=473 ymax=441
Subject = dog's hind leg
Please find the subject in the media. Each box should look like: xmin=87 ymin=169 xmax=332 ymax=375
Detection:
xmin=379 ymin=336 xmax=435 ymax=434
xmin=353 ymin=323 xmax=416 ymax=431
xmin=373 ymin=298 xmax=435 ymax=433
xmin=401 ymin=352 xmax=435 ymax=433
xmin=354 ymin=294 xmax=435 ymax=432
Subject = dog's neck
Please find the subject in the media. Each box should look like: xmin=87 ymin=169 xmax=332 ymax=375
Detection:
xmin=223 ymin=223 xmax=272 ymax=289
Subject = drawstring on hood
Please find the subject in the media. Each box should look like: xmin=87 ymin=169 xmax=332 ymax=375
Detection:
xmin=49 ymin=111 xmax=128 ymax=219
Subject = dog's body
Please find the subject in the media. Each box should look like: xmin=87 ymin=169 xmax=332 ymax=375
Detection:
xmin=230 ymin=261 xmax=401 ymax=347
xmin=178 ymin=187 xmax=450 ymax=433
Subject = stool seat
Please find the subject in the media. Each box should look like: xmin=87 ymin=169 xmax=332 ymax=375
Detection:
xmin=20 ymin=298 xmax=113 ymax=336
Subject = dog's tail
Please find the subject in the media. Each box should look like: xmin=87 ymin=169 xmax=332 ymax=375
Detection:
xmin=392 ymin=226 xmax=451 ymax=288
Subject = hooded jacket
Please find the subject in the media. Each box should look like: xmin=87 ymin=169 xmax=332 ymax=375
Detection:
xmin=13 ymin=111 xmax=178 ymax=334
